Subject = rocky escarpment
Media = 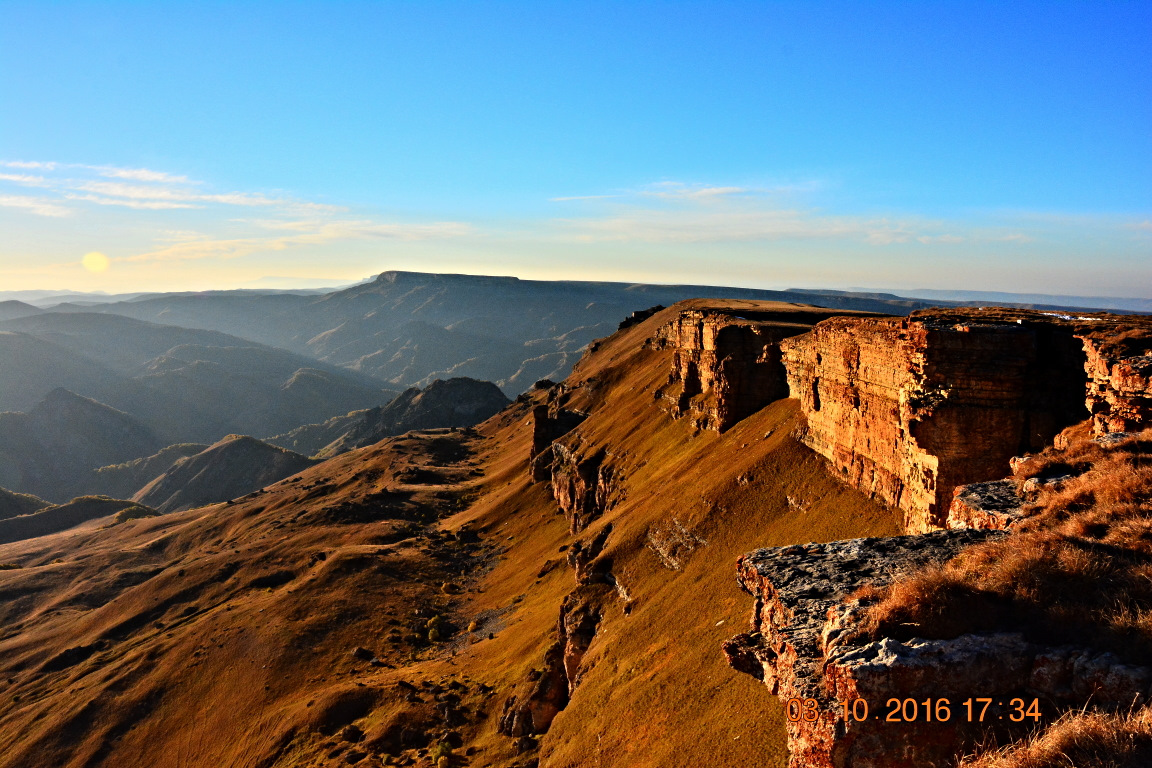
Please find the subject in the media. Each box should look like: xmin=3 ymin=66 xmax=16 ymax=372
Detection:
xmin=528 ymin=394 xmax=587 ymax=483
xmin=781 ymin=310 xmax=1152 ymax=533
xmin=1081 ymin=327 xmax=1152 ymax=435
xmin=652 ymin=306 xmax=859 ymax=432
xmin=782 ymin=310 xmax=1100 ymax=532
xmin=724 ymin=532 xmax=1152 ymax=768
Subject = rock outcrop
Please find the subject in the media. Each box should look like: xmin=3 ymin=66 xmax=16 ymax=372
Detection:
xmin=1080 ymin=328 xmax=1152 ymax=435
xmin=498 ymin=584 xmax=610 ymax=738
xmin=782 ymin=310 xmax=1093 ymax=532
xmin=724 ymin=532 xmax=1152 ymax=768
xmin=945 ymin=479 xmax=1025 ymax=531
xmin=549 ymin=443 xmax=620 ymax=534
xmin=653 ymin=307 xmax=856 ymax=432
xmin=529 ymin=402 xmax=586 ymax=483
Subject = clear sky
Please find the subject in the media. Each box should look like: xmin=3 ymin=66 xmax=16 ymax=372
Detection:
xmin=1 ymin=1 xmax=1149 ymax=296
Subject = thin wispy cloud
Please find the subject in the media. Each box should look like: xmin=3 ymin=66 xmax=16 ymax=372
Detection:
xmin=0 ymin=194 xmax=71 ymax=217
xmin=95 ymin=167 xmax=192 ymax=184
xmin=549 ymin=194 xmax=619 ymax=202
xmin=121 ymin=218 xmax=473 ymax=264
xmin=0 ymin=160 xmax=473 ymax=269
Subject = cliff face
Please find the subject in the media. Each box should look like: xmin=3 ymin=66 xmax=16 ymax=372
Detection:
xmin=653 ymin=306 xmax=867 ymax=432
xmin=724 ymin=532 xmax=1152 ymax=768
xmin=1081 ymin=330 xmax=1152 ymax=435
xmin=782 ymin=311 xmax=1093 ymax=532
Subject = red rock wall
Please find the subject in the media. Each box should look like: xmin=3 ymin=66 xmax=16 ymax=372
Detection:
xmin=1081 ymin=333 xmax=1152 ymax=435
xmin=782 ymin=313 xmax=1088 ymax=533
xmin=653 ymin=309 xmax=833 ymax=432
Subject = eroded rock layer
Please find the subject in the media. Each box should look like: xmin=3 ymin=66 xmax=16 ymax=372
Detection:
xmin=1081 ymin=328 xmax=1152 ymax=435
xmin=782 ymin=310 xmax=1093 ymax=532
xmin=725 ymin=532 xmax=1152 ymax=768
xmin=652 ymin=306 xmax=856 ymax=432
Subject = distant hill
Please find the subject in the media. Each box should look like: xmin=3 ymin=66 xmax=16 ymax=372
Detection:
xmin=0 ymin=487 xmax=49 ymax=522
xmin=43 ymin=270 xmax=943 ymax=395
xmin=132 ymin=435 xmax=318 ymax=513
xmin=90 ymin=443 xmax=209 ymax=500
xmin=0 ymin=301 xmax=43 ymax=321
xmin=0 ymin=495 xmax=155 ymax=545
xmin=0 ymin=313 xmax=398 ymax=443
xmin=0 ymin=389 xmax=164 ymax=503
xmin=269 ymin=377 xmax=511 ymax=457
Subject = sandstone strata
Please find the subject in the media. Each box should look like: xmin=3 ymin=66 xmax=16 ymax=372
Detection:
xmin=725 ymin=532 xmax=1152 ymax=768
xmin=782 ymin=310 xmax=1092 ymax=532
xmin=652 ymin=307 xmax=850 ymax=432
xmin=528 ymin=402 xmax=586 ymax=482
xmin=1081 ymin=330 xmax=1152 ymax=435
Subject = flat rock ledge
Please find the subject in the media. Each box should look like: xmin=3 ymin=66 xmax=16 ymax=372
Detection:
xmin=724 ymin=531 xmax=1152 ymax=768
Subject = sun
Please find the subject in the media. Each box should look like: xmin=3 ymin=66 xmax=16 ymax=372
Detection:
xmin=82 ymin=252 xmax=110 ymax=273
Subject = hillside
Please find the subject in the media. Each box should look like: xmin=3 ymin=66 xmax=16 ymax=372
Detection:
xmin=271 ymin=378 xmax=511 ymax=457
xmin=0 ymin=496 xmax=156 ymax=546
xmin=321 ymin=378 xmax=510 ymax=457
xmin=0 ymin=298 xmax=899 ymax=768
xmin=90 ymin=444 xmax=209 ymax=500
xmin=0 ymin=487 xmax=49 ymax=522
xmin=0 ymin=389 xmax=164 ymax=503
xmin=132 ymin=435 xmax=320 ymax=513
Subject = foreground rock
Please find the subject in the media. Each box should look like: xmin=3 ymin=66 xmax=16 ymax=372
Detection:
xmin=725 ymin=532 xmax=1152 ymax=768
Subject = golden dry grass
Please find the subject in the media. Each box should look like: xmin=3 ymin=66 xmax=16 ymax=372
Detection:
xmin=854 ymin=428 xmax=1152 ymax=664
xmin=960 ymin=708 xmax=1152 ymax=768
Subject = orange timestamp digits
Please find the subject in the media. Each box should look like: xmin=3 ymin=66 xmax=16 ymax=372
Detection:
xmin=784 ymin=697 xmax=1043 ymax=723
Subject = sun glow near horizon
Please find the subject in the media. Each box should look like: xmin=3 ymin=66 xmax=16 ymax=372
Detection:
xmin=81 ymin=252 xmax=110 ymax=273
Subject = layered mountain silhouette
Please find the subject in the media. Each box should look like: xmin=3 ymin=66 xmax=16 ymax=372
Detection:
xmin=42 ymin=270 xmax=938 ymax=394
xmin=0 ymin=301 xmax=42 ymax=321
xmin=0 ymin=389 xmax=163 ymax=503
xmin=270 ymin=377 xmax=511 ymax=456
xmin=0 ymin=313 xmax=398 ymax=443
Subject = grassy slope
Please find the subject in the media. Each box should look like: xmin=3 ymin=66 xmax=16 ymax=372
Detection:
xmin=444 ymin=301 xmax=900 ymax=768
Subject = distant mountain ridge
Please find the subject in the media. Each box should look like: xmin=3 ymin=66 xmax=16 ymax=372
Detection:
xmin=39 ymin=270 xmax=945 ymax=395
xmin=0 ymin=389 xmax=163 ymax=503
xmin=269 ymin=377 xmax=511 ymax=456
xmin=0 ymin=313 xmax=398 ymax=442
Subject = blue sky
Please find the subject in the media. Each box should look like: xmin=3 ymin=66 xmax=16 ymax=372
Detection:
xmin=1 ymin=1 xmax=1149 ymax=295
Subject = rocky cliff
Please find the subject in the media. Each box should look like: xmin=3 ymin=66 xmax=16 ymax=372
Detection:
xmin=1080 ymin=327 xmax=1152 ymax=435
xmin=652 ymin=305 xmax=871 ymax=432
xmin=780 ymin=309 xmax=1118 ymax=532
